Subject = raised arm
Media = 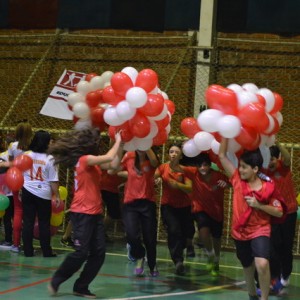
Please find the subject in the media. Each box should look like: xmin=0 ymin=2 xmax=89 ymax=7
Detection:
xmin=146 ymin=148 xmax=159 ymax=168
xmin=218 ymin=137 xmax=236 ymax=178
xmin=87 ymin=132 xmax=122 ymax=167
xmin=276 ymin=141 xmax=291 ymax=167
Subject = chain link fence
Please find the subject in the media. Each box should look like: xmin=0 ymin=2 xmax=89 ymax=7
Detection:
xmin=0 ymin=29 xmax=299 ymax=254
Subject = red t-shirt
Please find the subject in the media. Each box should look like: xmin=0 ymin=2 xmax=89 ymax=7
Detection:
xmin=121 ymin=152 xmax=156 ymax=204
xmin=182 ymin=166 xmax=228 ymax=222
xmin=157 ymin=163 xmax=191 ymax=208
xmin=230 ymin=170 xmax=282 ymax=241
xmin=101 ymin=169 xmax=125 ymax=193
xmin=71 ymin=155 xmax=103 ymax=215
xmin=263 ymin=160 xmax=298 ymax=214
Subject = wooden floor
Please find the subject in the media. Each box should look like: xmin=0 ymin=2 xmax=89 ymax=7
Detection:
xmin=0 ymin=234 xmax=300 ymax=300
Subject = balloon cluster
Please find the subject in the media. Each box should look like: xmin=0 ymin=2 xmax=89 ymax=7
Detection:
xmin=5 ymin=154 xmax=33 ymax=191
xmin=181 ymin=83 xmax=283 ymax=161
xmin=67 ymin=67 xmax=175 ymax=151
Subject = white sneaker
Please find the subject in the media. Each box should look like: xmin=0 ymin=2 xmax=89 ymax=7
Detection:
xmin=11 ymin=245 xmax=20 ymax=253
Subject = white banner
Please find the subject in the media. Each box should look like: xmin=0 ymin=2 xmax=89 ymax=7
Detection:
xmin=40 ymin=69 xmax=86 ymax=120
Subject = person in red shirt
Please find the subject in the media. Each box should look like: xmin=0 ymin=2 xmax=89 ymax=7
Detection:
xmin=263 ymin=142 xmax=298 ymax=294
xmin=155 ymin=143 xmax=194 ymax=275
xmin=101 ymin=169 xmax=126 ymax=241
xmin=219 ymin=137 xmax=284 ymax=300
xmin=176 ymin=152 xmax=229 ymax=277
xmin=47 ymin=128 xmax=122 ymax=299
xmin=118 ymin=148 xmax=159 ymax=277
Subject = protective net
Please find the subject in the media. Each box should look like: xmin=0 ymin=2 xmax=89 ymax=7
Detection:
xmin=0 ymin=29 xmax=299 ymax=254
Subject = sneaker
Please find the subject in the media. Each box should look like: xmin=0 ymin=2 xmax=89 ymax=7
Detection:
xmin=271 ymin=278 xmax=285 ymax=295
xmin=149 ymin=265 xmax=159 ymax=277
xmin=126 ymin=243 xmax=136 ymax=262
xmin=175 ymin=261 xmax=185 ymax=275
xmin=73 ymin=289 xmax=96 ymax=299
xmin=60 ymin=237 xmax=74 ymax=248
xmin=11 ymin=245 xmax=20 ymax=253
xmin=211 ymin=262 xmax=219 ymax=276
xmin=0 ymin=241 xmax=12 ymax=247
xmin=206 ymin=255 xmax=214 ymax=271
xmin=134 ymin=258 xmax=145 ymax=276
xmin=281 ymin=276 xmax=290 ymax=287
xmin=186 ymin=245 xmax=195 ymax=258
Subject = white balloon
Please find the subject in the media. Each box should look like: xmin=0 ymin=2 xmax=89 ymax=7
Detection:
xmin=104 ymin=81 xmax=111 ymax=88
xmin=227 ymin=83 xmax=243 ymax=93
xmin=101 ymin=71 xmax=114 ymax=83
xmin=217 ymin=115 xmax=241 ymax=138
xmin=236 ymin=90 xmax=258 ymax=108
xmin=275 ymin=111 xmax=283 ymax=126
xmin=133 ymin=137 xmax=153 ymax=151
xmin=182 ymin=139 xmax=201 ymax=157
xmin=257 ymin=88 xmax=275 ymax=112
xmin=121 ymin=67 xmax=138 ymax=84
xmin=259 ymin=145 xmax=271 ymax=168
xmin=76 ymin=81 xmax=92 ymax=96
xmin=124 ymin=140 xmax=136 ymax=151
xmin=150 ymin=86 xmax=159 ymax=94
xmin=165 ymin=124 xmax=171 ymax=134
xmin=116 ymin=101 xmax=136 ymax=121
xmin=90 ymin=76 xmax=105 ymax=90
xmin=126 ymin=87 xmax=148 ymax=108
xmin=73 ymin=102 xmax=90 ymax=119
xmin=197 ymin=109 xmax=224 ymax=132
xmin=193 ymin=132 xmax=214 ymax=151
xmin=161 ymin=91 xmax=169 ymax=100
xmin=211 ymin=139 xmax=220 ymax=155
xmin=144 ymin=121 xmax=158 ymax=139
xmin=103 ymin=107 xmax=125 ymax=126
xmin=242 ymin=83 xmax=259 ymax=93
xmin=264 ymin=113 xmax=275 ymax=134
xmin=228 ymin=138 xmax=242 ymax=153
xmin=74 ymin=118 xmax=92 ymax=130
xmin=227 ymin=152 xmax=238 ymax=168
xmin=67 ymin=92 xmax=84 ymax=107
xmin=148 ymin=104 xmax=168 ymax=121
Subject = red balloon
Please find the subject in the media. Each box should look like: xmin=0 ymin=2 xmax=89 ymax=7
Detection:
xmin=85 ymin=91 xmax=102 ymax=108
xmin=153 ymin=130 xmax=168 ymax=146
xmin=269 ymin=116 xmax=280 ymax=135
xmin=5 ymin=167 xmax=24 ymax=191
xmin=111 ymin=72 xmax=133 ymax=97
xmin=255 ymin=113 xmax=270 ymax=133
xmin=109 ymin=123 xmax=133 ymax=142
xmin=85 ymin=73 xmax=98 ymax=82
xmin=52 ymin=198 xmax=65 ymax=214
xmin=238 ymin=102 xmax=266 ymax=128
xmin=156 ymin=114 xmax=170 ymax=130
xmin=164 ymin=99 xmax=175 ymax=115
xmin=205 ymin=85 xmax=238 ymax=115
xmin=102 ymin=85 xmax=123 ymax=105
xmin=256 ymin=94 xmax=266 ymax=107
xmin=135 ymin=69 xmax=158 ymax=93
xmin=73 ymin=115 xmax=79 ymax=124
xmin=180 ymin=117 xmax=201 ymax=138
xmin=235 ymin=126 xmax=260 ymax=150
xmin=270 ymin=92 xmax=283 ymax=114
xmin=138 ymin=94 xmax=164 ymax=117
xmin=13 ymin=154 xmax=33 ymax=172
xmin=91 ymin=107 xmax=105 ymax=127
xmin=129 ymin=112 xmax=151 ymax=138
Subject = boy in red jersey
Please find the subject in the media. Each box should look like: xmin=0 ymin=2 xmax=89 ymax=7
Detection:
xmin=176 ymin=152 xmax=229 ymax=276
xmin=263 ymin=142 xmax=298 ymax=294
xmin=219 ymin=137 xmax=284 ymax=300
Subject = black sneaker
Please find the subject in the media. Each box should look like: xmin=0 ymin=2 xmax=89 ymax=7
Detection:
xmin=73 ymin=289 xmax=96 ymax=299
xmin=175 ymin=261 xmax=185 ymax=275
xmin=186 ymin=245 xmax=195 ymax=258
xmin=60 ymin=237 xmax=74 ymax=248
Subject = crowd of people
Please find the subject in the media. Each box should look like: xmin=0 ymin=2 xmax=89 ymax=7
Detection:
xmin=0 ymin=122 xmax=298 ymax=300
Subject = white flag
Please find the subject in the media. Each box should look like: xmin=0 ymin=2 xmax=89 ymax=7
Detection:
xmin=40 ymin=69 xmax=86 ymax=120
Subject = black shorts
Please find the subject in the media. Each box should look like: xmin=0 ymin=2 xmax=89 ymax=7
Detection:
xmin=193 ymin=211 xmax=223 ymax=238
xmin=234 ymin=236 xmax=270 ymax=268
xmin=101 ymin=190 xmax=122 ymax=219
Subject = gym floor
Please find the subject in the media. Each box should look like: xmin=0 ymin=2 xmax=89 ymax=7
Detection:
xmin=0 ymin=236 xmax=299 ymax=300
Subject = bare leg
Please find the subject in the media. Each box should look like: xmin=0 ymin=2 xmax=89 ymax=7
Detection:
xmin=243 ymin=262 xmax=257 ymax=297
xmin=255 ymin=257 xmax=270 ymax=300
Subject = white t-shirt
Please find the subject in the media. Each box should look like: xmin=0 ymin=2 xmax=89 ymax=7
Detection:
xmin=8 ymin=141 xmax=24 ymax=158
xmin=23 ymin=151 xmax=59 ymax=200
